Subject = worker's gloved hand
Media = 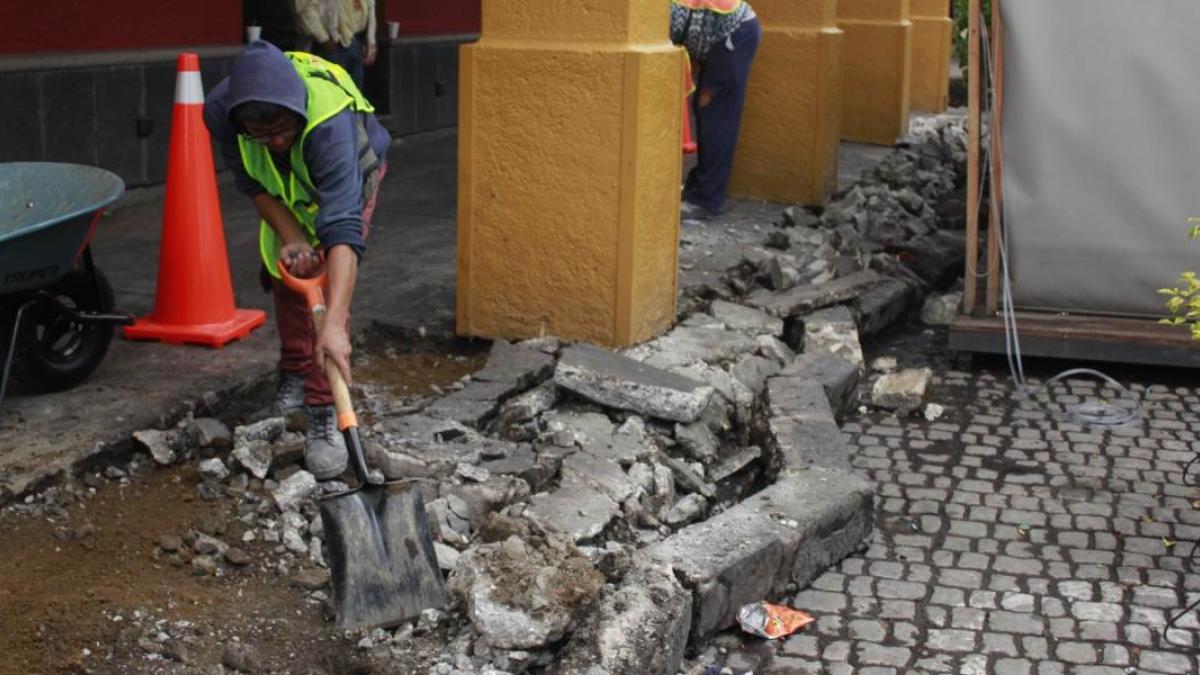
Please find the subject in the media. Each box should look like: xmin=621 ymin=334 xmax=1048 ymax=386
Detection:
xmin=280 ymin=243 xmax=322 ymax=278
xmin=316 ymin=319 xmax=353 ymax=387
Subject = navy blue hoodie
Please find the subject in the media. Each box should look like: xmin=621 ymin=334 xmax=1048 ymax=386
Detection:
xmin=203 ymin=41 xmax=391 ymax=259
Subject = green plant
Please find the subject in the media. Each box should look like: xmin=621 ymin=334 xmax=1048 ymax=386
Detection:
xmin=1159 ymin=218 xmax=1200 ymax=339
xmin=952 ymin=0 xmax=993 ymax=72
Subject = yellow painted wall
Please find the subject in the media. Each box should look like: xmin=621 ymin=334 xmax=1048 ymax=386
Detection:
xmin=839 ymin=0 xmax=913 ymax=145
xmin=457 ymin=0 xmax=684 ymax=347
xmin=730 ymin=0 xmax=843 ymax=206
xmin=909 ymin=0 xmax=952 ymax=113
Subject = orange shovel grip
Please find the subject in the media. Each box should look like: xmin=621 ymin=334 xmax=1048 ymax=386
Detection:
xmin=276 ymin=258 xmax=328 ymax=311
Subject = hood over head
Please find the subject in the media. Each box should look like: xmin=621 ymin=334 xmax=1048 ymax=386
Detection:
xmin=226 ymin=41 xmax=308 ymax=128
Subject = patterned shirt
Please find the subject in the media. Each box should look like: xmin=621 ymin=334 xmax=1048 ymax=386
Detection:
xmin=669 ymin=1 xmax=754 ymax=61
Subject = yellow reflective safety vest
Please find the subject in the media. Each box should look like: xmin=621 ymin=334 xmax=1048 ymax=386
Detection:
xmin=672 ymin=0 xmax=743 ymax=13
xmin=237 ymin=52 xmax=375 ymax=277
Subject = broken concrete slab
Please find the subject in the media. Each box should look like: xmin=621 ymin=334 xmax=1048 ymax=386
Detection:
xmin=232 ymin=440 xmax=273 ymax=480
xmin=560 ymin=452 xmax=638 ymax=504
xmin=450 ymin=532 xmax=604 ymax=650
xmin=555 ymin=345 xmax=714 ymax=424
xmin=745 ymin=270 xmax=883 ymax=318
xmin=364 ymin=440 xmax=441 ymax=480
xmin=709 ymin=300 xmax=784 ymax=338
xmin=854 ymin=277 xmax=917 ymax=337
xmin=675 ymin=421 xmax=719 ymax=463
xmin=782 ymin=352 xmax=861 ymax=422
xmin=731 ymin=354 xmax=782 ymax=396
xmin=755 ymin=335 xmax=795 ymax=366
xmin=272 ymin=470 xmax=317 ymax=512
xmin=627 ymin=326 xmax=760 ymax=371
xmin=477 ymin=444 xmax=556 ymax=492
xmin=188 ymin=418 xmax=232 ymax=451
xmin=445 ymin=476 xmax=532 ymax=530
xmin=672 ymin=362 xmax=754 ymax=428
xmin=378 ymin=414 xmax=477 ymax=465
xmin=708 ymin=446 xmax=763 ymax=483
xmin=801 ymin=305 xmax=864 ymax=372
xmin=543 ymin=410 xmax=655 ymax=467
xmin=472 ymin=340 xmax=556 ymax=391
xmin=525 ymin=477 xmax=621 ymax=543
xmin=645 ymin=467 xmax=874 ymax=645
xmin=556 ymin=561 xmax=693 ymax=675
xmin=872 ymin=368 xmax=933 ymax=415
xmin=424 ymin=380 xmax=513 ymax=428
xmin=655 ymin=451 xmax=715 ymax=499
xmin=487 ymin=381 xmax=560 ymax=441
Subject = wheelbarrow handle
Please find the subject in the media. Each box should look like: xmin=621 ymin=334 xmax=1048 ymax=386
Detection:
xmin=277 ymin=260 xmax=370 ymax=486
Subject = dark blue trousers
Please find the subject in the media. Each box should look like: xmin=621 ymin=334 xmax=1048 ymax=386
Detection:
xmin=684 ymin=17 xmax=761 ymax=215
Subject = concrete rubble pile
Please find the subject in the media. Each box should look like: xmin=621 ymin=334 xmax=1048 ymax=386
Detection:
xmin=7 ymin=113 xmax=968 ymax=674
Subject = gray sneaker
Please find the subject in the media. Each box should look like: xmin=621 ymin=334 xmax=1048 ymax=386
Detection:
xmin=274 ymin=371 xmax=306 ymax=415
xmin=304 ymin=405 xmax=348 ymax=480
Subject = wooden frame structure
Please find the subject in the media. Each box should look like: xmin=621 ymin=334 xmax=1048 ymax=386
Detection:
xmin=949 ymin=0 xmax=1200 ymax=368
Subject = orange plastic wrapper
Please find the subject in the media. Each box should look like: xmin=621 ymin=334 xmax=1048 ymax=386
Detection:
xmin=736 ymin=602 xmax=816 ymax=640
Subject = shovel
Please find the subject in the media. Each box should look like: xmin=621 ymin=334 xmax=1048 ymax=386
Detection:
xmin=278 ymin=259 xmax=448 ymax=631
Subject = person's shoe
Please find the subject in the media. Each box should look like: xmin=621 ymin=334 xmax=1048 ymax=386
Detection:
xmin=274 ymin=371 xmax=306 ymax=415
xmin=304 ymin=405 xmax=348 ymax=480
xmin=680 ymin=200 xmax=714 ymax=222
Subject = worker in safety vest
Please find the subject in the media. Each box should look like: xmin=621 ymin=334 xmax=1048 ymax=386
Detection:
xmin=671 ymin=0 xmax=761 ymax=221
xmin=203 ymin=40 xmax=391 ymax=480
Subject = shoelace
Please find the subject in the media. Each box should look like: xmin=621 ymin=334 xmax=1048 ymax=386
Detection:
xmin=308 ymin=407 xmax=339 ymax=443
xmin=276 ymin=374 xmax=305 ymax=407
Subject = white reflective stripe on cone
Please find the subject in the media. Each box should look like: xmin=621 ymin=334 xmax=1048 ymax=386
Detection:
xmin=175 ymin=71 xmax=205 ymax=105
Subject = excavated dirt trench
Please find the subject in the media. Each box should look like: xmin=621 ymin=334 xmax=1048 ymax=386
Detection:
xmin=0 ymin=343 xmax=485 ymax=675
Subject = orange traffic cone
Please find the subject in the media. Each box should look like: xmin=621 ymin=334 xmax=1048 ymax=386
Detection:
xmin=124 ymin=53 xmax=266 ymax=348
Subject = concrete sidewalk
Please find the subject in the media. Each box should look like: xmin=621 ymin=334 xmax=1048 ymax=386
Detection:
xmin=0 ymin=127 xmax=892 ymax=501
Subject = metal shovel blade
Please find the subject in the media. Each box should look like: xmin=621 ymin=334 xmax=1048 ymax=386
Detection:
xmin=319 ymin=483 xmax=448 ymax=631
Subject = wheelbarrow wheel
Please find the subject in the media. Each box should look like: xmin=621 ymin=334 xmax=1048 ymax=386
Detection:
xmin=11 ymin=267 xmax=116 ymax=393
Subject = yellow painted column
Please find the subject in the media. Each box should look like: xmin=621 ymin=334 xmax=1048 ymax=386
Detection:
xmin=909 ymin=0 xmax=952 ymax=112
xmin=730 ymin=0 xmax=843 ymax=206
xmin=457 ymin=0 xmax=685 ymax=347
xmin=838 ymin=0 xmax=913 ymax=145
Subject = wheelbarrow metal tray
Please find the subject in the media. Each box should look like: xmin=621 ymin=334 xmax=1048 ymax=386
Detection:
xmin=0 ymin=162 xmax=125 ymax=294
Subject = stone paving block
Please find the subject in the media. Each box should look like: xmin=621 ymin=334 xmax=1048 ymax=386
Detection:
xmin=709 ymin=299 xmax=785 ymax=338
xmin=782 ymin=352 xmax=861 ymax=421
xmin=555 ymin=344 xmax=715 ymax=423
xmin=745 ymin=270 xmax=883 ymax=318
xmin=646 ymin=467 xmax=873 ymax=645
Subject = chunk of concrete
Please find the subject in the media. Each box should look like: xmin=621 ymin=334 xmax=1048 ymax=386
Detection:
xmin=731 ymin=354 xmax=782 ymax=396
xmin=801 ymin=305 xmax=863 ymax=372
xmin=855 ymin=278 xmax=917 ymax=337
xmin=487 ymin=381 xmax=560 ymax=440
xmin=425 ymin=380 xmax=513 ymax=428
xmin=645 ymin=468 xmax=874 ymax=646
xmin=450 ymin=532 xmax=604 ymax=650
xmin=556 ymin=561 xmax=693 ymax=675
xmin=189 ymin=418 xmax=233 ymax=451
xmin=921 ymin=291 xmax=962 ymax=326
xmin=709 ymin=300 xmax=785 ymax=338
xmin=872 ymin=368 xmax=933 ymax=415
xmin=560 ymin=452 xmax=638 ymax=504
xmin=472 ymin=339 xmax=556 ymax=390
xmin=133 ymin=429 xmax=176 ymax=465
xmin=555 ymin=345 xmax=714 ymax=424
xmin=626 ymin=326 xmax=760 ymax=370
xmin=745 ymin=270 xmax=883 ymax=318
xmin=198 ymin=458 xmax=229 ymax=481
xmin=272 ymin=470 xmax=317 ymax=512
xmin=525 ymin=478 xmax=621 ymax=543
xmin=232 ymin=440 xmax=273 ymax=480
xmin=675 ymin=421 xmax=719 ymax=463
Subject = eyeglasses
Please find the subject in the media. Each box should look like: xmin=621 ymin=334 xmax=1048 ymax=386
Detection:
xmin=242 ymin=124 xmax=301 ymax=144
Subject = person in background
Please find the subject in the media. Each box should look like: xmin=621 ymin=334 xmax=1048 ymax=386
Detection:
xmin=294 ymin=0 xmax=377 ymax=89
xmin=670 ymin=0 xmax=761 ymax=221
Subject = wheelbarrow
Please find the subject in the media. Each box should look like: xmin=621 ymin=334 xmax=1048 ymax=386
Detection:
xmin=0 ymin=162 xmax=133 ymax=415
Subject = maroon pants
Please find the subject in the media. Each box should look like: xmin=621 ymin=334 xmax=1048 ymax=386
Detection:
xmin=271 ymin=164 xmax=386 ymax=406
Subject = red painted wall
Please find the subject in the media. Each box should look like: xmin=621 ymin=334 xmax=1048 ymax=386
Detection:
xmin=382 ymin=0 xmax=480 ymax=36
xmin=0 ymin=0 xmax=241 ymax=54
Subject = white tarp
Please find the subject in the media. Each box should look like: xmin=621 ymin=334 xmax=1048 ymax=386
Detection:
xmin=1001 ymin=0 xmax=1200 ymax=317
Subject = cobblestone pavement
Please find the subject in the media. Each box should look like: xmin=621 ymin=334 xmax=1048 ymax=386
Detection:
xmin=704 ymin=348 xmax=1200 ymax=675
